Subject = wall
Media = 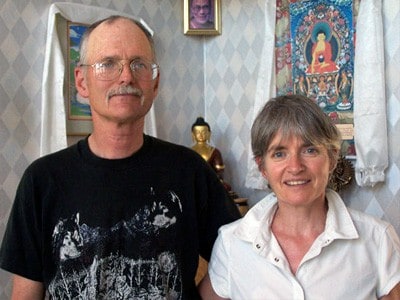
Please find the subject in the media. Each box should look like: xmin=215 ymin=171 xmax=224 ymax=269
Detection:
xmin=0 ymin=0 xmax=399 ymax=297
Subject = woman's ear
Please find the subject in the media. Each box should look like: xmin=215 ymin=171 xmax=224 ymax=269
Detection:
xmin=329 ymin=150 xmax=339 ymax=172
xmin=255 ymin=156 xmax=267 ymax=178
xmin=74 ymin=67 xmax=90 ymax=98
xmin=256 ymin=156 xmax=272 ymax=189
xmin=255 ymin=156 xmax=262 ymax=169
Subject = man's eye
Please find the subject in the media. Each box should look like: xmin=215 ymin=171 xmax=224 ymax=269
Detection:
xmin=99 ymin=60 xmax=117 ymax=69
xmin=132 ymin=61 xmax=148 ymax=70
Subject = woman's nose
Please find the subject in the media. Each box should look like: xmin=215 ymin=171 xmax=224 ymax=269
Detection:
xmin=287 ymin=154 xmax=304 ymax=173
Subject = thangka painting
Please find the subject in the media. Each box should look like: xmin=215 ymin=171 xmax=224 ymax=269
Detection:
xmin=275 ymin=0 xmax=357 ymax=158
xmin=68 ymin=22 xmax=90 ymax=120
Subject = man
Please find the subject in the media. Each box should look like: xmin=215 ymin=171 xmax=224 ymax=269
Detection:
xmin=190 ymin=0 xmax=214 ymax=29
xmin=0 ymin=16 xmax=240 ymax=299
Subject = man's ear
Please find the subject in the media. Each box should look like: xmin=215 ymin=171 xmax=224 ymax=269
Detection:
xmin=152 ymin=72 xmax=160 ymax=99
xmin=74 ymin=67 xmax=90 ymax=98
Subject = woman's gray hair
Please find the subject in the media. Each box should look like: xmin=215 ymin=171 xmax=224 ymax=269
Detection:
xmin=78 ymin=15 xmax=156 ymax=65
xmin=251 ymin=94 xmax=341 ymax=166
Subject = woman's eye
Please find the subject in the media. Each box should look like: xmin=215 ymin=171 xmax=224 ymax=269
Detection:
xmin=304 ymin=147 xmax=318 ymax=155
xmin=272 ymin=151 xmax=284 ymax=159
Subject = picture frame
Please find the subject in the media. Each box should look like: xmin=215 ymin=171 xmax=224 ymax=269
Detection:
xmin=66 ymin=21 xmax=92 ymax=136
xmin=183 ymin=0 xmax=221 ymax=35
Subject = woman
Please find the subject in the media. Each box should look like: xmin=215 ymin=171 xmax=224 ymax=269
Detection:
xmin=199 ymin=95 xmax=400 ymax=299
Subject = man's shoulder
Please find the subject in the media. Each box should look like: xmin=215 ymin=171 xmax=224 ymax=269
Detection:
xmin=146 ymin=135 xmax=203 ymax=160
xmin=28 ymin=143 xmax=79 ymax=172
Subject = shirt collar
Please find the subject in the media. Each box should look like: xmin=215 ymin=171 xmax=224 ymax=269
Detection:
xmin=234 ymin=189 xmax=359 ymax=244
xmin=323 ymin=189 xmax=359 ymax=240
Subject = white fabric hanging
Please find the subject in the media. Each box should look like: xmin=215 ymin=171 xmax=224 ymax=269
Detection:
xmin=40 ymin=2 xmax=157 ymax=156
xmin=353 ymin=0 xmax=387 ymax=186
xmin=245 ymin=0 xmax=276 ymax=190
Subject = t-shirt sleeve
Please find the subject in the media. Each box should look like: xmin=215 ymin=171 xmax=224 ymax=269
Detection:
xmin=0 ymin=167 xmax=44 ymax=282
xmin=196 ymin=162 xmax=241 ymax=261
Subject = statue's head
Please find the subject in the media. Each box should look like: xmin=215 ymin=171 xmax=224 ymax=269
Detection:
xmin=192 ymin=117 xmax=211 ymax=143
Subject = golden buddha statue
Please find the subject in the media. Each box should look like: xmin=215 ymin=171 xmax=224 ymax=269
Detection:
xmin=191 ymin=117 xmax=225 ymax=179
xmin=191 ymin=117 xmax=243 ymax=201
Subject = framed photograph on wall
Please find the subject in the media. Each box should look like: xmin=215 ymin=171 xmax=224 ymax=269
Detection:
xmin=66 ymin=21 xmax=92 ymax=135
xmin=183 ymin=0 xmax=221 ymax=35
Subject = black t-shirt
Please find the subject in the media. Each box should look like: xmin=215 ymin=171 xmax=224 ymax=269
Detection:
xmin=0 ymin=135 xmax=240 ymax=299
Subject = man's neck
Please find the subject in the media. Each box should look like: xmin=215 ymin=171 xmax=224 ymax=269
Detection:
xmin=88 ymin=122 xmax=145 ymax=159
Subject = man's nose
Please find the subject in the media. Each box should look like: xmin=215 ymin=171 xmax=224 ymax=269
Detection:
xmin=119 ymin=63 xmax=136 ymax=83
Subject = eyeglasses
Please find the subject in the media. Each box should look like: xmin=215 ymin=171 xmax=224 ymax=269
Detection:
xmin=79 ymin=58 xmax=159 ymax=81
xmin=192 ymin=5 xmax=210 ymax=13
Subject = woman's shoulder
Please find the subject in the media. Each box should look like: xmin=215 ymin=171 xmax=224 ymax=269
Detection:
xmin=348 ymin=207 xmax=396 ymax=238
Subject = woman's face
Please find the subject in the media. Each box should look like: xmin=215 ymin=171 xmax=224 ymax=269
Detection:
xmin=258 ymin=132 xmax=334 ymax=208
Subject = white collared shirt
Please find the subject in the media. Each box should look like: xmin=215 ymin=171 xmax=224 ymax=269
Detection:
xmin=209 ymin=189 xmax=400 ymax=300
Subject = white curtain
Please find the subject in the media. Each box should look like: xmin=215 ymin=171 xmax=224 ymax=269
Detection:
xmin=353 ymin=0 xmax=387 ymax=186
xmin=245 ymin=0 xmax=387 ymax=189
xmin=245 ymin=0 xmax=276 ymax=190
xmin=40 ymin=2 xmax=157 ymax=156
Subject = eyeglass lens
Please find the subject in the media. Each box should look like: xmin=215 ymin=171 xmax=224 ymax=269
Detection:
xmin=94 ymin=60 xmax=158 ymax=81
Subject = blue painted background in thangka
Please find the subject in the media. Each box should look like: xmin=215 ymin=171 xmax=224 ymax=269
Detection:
xmin=68 ymin=23 xmax=91 ymax=120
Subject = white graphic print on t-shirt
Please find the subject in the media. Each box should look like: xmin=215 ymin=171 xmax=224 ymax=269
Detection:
xmin=48 ymin=189 xmax=183 ymax=299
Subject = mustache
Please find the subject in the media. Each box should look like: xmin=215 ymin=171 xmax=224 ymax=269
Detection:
xmin=107 ymin=85 xmax=143 ymax=100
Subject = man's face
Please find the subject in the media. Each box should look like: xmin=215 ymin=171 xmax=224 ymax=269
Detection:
xmin=75 ymin=18 xmax=159 ymax=125
xmin=191 ymin=0 xmax=211 ymax=25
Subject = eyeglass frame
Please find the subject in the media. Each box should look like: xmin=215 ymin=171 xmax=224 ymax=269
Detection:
xmin=78 ymin=58 xmax=159 ymax=81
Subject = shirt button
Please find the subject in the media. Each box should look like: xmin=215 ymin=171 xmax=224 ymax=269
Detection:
xmin=256 ymin=244 xmax=261 ymax=249
xmin=274 ymin=257 xmax=279 ymax=262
